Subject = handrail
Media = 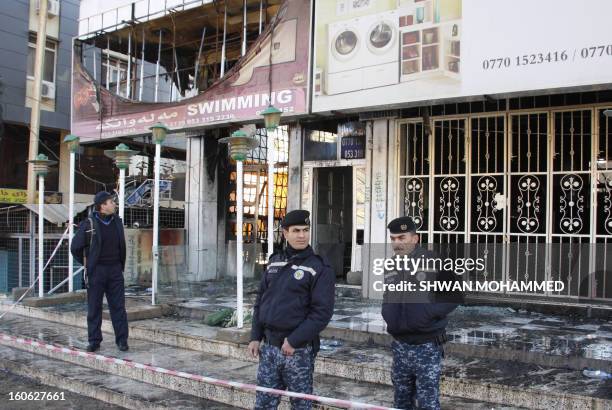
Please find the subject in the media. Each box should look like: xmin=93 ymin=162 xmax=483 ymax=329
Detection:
xmin=48 ymin=267 xmax=85 ymax=295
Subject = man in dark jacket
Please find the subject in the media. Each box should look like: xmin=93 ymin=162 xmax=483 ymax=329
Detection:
xmin=382 ymin=216 xmax=460 ymax=410
xmin=70 ymin=191 xmax=129 ymax=353
xmin=248 ymin=210 xmax=335 ymax=410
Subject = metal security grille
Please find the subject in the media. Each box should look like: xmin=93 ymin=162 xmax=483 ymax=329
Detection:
xmin=594 ymin=108 xmax=612 ymax=300
xmin=400 ymin=122 xmax=430 ymax=244
xmin=0 ymin=206 xmax=81 ymax=294
xmin=507 ymin=112 xmax=549 ymax=295
xmin=470 ymin=115 xmax=505 ymax=285
xmin=123 ymin=207 xmax=185 ymax=229
xmin=228 ymin=126 xmax=289 ymax=251
xmin=550 ymin=110 xmax=592 ymax=298
xmin=432 ymin=118 xmax=467 ymax=245
xmin=398 ymin=106 xmax=612 ymax=302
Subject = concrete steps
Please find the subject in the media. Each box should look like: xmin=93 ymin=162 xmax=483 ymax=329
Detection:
xmin=318 ymin=325 xmax=612 ymax=373
xmin=167 ymin=301 xmax=612 ymax=374
xmin=0 ymin=313 xmax=509 ymax=410
xmin=0 ymin=345 xmax=233 ymax=409
xmin=0 ymin=311 xmax=610 ymax=409
xmin=5 ymin=300 xmax=611 ymax=374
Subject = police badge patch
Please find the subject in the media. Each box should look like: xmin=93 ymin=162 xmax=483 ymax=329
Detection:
xmin=294 ymin=269 xmax=304 ymax=280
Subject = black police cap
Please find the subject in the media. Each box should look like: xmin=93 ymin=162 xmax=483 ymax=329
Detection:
xmin=281 ymin=210 xmax=310 ymax=228
xmin=94 ymin=191 xmax=113 ymax=206
xmin=387 ymin=216 xmax=417 ymax=234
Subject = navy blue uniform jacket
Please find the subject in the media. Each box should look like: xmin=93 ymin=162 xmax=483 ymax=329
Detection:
xmin=70 ymin=214 xmax=126 ymax=273
xmin=381 ymin=247 xmax=460 ymax=344
xmin=250 ymin=246 xmax=335 ymax=348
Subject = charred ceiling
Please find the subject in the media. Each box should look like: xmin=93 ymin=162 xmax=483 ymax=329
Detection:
xmin=79 ymin=0 xmax=283 ymax=98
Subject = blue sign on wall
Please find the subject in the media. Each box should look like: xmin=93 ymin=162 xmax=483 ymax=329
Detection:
xmin=339 ymin=121 xmax=366 ymax=159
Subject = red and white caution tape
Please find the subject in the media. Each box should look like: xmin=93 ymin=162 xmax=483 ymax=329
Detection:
xmin=0 ymin=332 xmax=396 ymax=410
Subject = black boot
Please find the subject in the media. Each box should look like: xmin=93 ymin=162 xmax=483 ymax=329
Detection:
xmin=86 ymin=343 xmax=100 ymax=352
xmin=117 ymin=342 xmax=129 ymax=352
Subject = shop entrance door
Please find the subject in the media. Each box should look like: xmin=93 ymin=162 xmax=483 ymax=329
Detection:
xmin=313 ymin=167 xmax=353 ymax=281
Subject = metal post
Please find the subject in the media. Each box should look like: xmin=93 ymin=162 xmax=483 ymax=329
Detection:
xmin=92 ymin=47 xmax=97 ymax=81
xmin=154 ymin=30 xmax=163 ymax=102
xmin=68 ymin=151 xmax=75 ymax=292
xmin=152 ymin=143 xmax=161 ymax=305
xmin=115 ymin=57 xmax=121 ymax=94
xmin=194 ymin=27 xmax=206 ymax=90
xmin=173 ymin=47 xmax=181 ymax=98
xmin=220 ymin=4 xmax=227 ymax=78
xmin=236 ymin=160 xmax=244 ymax=328
xmin=242 ymin=0 xmax=247 ymax=56
xmin=26 ymin=0 xmax=48 ymax=204
xmin=106 ymin=37 xmax=110 ymax=89
xmin=38 ymin=175 xmax=44 ymax=298
xmin=18 ymin=238 xmax=23 ymax=288
xmin=259 ymin=0 xmax=263 ymax=34
xmin=118 ymin=168 xmax=126 ymax=221
xmin=139 ymin=28 xmax=145 ymax=101
xmin=29 ymin=212 xmax=35 ymax=286
xmin=267 ymin=131 xmax=275 ymax=261
xmin=126 ymin=31 xmax=131 ymax=98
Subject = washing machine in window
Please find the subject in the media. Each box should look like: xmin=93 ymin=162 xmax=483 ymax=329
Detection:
xmin=327 ymin=18 xmax=365 ymax=95
xmin=333 ymin=30 xmax=359 ymax=59
xmin=328 ymin=19 xmax=362 ymax=73
xmin=367 ymin=18 xmax=397 ymax=57
xmin=361 ymin=11 xmax=400 ymax=89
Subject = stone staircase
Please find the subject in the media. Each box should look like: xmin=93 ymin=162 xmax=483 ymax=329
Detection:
xmin=0 ymin=302 xmax=610 ymax=409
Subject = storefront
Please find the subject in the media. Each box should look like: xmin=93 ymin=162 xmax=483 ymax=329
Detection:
xmin=293 ymin=120 xmax=367 ymax=284
xmin=305 ymin=0 xmax=612 ymax=302
xmin=72 ymin=0 xmax=312 ymax=284
xmin=290 ymin=96 xmax=612 ymax=303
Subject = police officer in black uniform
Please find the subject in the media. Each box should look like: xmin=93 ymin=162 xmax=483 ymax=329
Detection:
xmin=71 ymin=191 xmax=129 ymax=353
xmin=248 ymin=210 xmax=335 ymax=410
xmin=382 ymin=216 xmax=460 ymax=410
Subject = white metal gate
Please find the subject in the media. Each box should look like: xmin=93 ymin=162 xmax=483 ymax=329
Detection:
xmin=398 ymin=106 xmax=612 ymax=302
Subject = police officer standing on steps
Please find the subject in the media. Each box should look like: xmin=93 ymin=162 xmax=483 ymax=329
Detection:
xmin=71 ymin=191 xmax=129 ymax=353
xmin=248 ymin=210 xmax=335 ymax=410
xmin=382 ymin=216 xmax=461 ymax=410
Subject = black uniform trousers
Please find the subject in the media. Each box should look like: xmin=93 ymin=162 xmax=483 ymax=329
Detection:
xmin=87 ymin=262 xmax=129 ymax=346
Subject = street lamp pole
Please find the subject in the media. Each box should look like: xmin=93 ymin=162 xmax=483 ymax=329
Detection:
xmin=219 ymin=130 xmax=259 ymax=328
xmin=104 ymin=144 xmax=139 ymax=221
xmin=149 ymin=123 xmax=169 ymax=305
xmin=27 ymin=154 xmax=56 ymax=298
xmin=261 ymin=106 xmax=282 ymax=261
xmin=267 ymin=131 xmax=275 ymax=261
xmin=63 ymin=135 xmax=80 ymax=292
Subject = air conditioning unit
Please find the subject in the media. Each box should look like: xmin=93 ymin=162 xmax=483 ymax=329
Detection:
xmin=37 ymin=0 xmax=60 ymax=18
xmin=41 ymin=81 xmax=55 ymax=99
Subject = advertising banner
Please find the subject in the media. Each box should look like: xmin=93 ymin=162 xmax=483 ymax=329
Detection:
xmin=72 ymin=0 xmax=310 ymax=142
xmin=312 ymin=0 xmax=612 ymax=113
